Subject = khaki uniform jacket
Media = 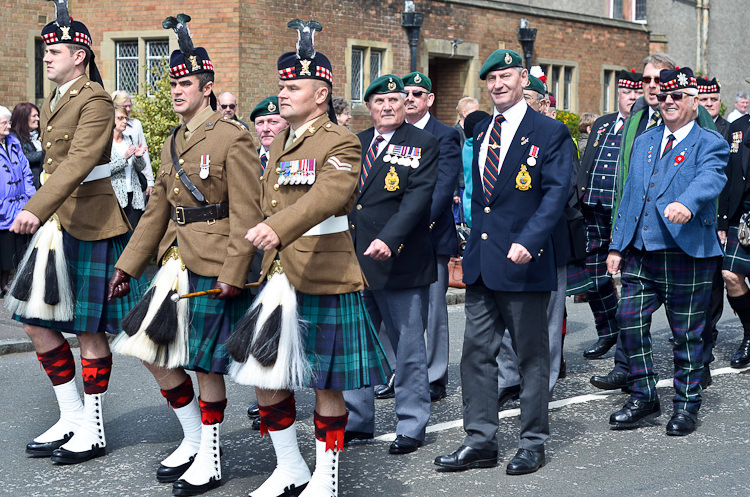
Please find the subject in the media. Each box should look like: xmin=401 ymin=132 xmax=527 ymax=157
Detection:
xmin=23 ymin=75 xmax=129 ymax=241
xmin=116 ymin=110 xmax=262 ymax=288
xmin=262 ymin=115 xmax=364 ymax=295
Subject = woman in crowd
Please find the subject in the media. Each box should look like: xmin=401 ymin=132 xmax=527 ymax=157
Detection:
xmin=0 ymin=105 xmax=36 ymax=296
xmin=108 ymin=103 xmax=148 ymax=228
xmin=112 ymin=91 xmax=154 ymax=197
xmin=10 ymin=102 xmax=43 ymax=189
xmin=332 ymin=96 xmax=352 ymax=128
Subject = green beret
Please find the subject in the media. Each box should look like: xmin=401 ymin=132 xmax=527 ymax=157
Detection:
xmin=364 ymin=74 xmax=405 ymax=102
xmin=250 ymin=96 xmax=279 ymax=122
xmin=479 ymin=49 xmax=524 ymax=80
xmin=524 ymin=75 xmax=546 ymax=95
xmin=402 ymin=71 xmax=432 ymax=91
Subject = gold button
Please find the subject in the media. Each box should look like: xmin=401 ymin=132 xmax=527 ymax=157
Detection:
xmin=46 ymin=142 xmax=51 ymax=148
xmin=540 ymin=249 xmax=544 ymax=253
xmin=271 ymin=200 xmax=278 ymax=207
xmin=259 ymin=175 xmax=264 ymax=181
xmin=47 ymin=158 xmax=52 ymax=164
xmin=173 ymin=188 xmax=180 ymax=194
xmin=484 ymin=206 xmax=491 ymax=213
xmin=481 ymin=233 xmax=488 ymax=240
xmin=276 ymin=168 xmax=281 ymax=174
xmin=179 ymin=159 xmax=185 ymax=165
xmin=356 ymin=204 xmax=363 ymax=211
xmin=63 ymin=134 xmax=69 ymax=140
xmin=46 ymin=125 xmax=52 ymax=131
xmin=273 ymin=184 xmax=280 ymax=191
xmin=176 ymin=173 xmax=180 ymax=179
xmin=351 ymin=224 xmax=355 ymax=229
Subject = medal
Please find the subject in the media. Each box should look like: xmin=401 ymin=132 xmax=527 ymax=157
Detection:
xmin=515 ymin=165 xmax=532 ymax=191
xmin=383 ymin=154 xmax=392 ymax=163
xmin=384 ymin=166 xmax=400 ymax=191
xmin=527 ymin=157 xmax=536 ymax=167
xmin=411 ymin=158 xmax=420 ymax=168
xmin=199 ymin=155 xmax=210 ymax=179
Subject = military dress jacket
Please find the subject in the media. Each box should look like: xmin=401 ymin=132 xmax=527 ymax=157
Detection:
xmin=261 ymin=115 xmax=365 ymax=296
xmin=718 ymin=115 xmax=750 ymax=230
xmin=351 ymin=122 xmax=439 ymax=290
xmin=116 ymin=111 xmax=262 ymax=288
xmin=23 ymin=75 xmax=129 ymax=241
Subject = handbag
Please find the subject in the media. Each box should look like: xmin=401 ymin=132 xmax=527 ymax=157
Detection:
xmin=455 ymin=204 xmax=470 ymax=256
xmin=738 ymin=212 xmax=750 ymax=247
xmin=448 ymin=256 xmax=465 ymax=289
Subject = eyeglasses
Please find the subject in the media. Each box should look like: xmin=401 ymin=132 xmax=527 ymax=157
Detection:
xmin=641 ymin=76 xmax=660 ymax=84
xmin=656 ymin=92 xmax=689 ymax=103
xmin=406 ymin=90 xmax=427 ymax=98
xmin=220 ymin=104 xmax=236 ymax=110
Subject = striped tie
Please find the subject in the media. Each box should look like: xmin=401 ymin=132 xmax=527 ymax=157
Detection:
xmin=662 ymin=134 xmax=675 ymax=158
xmin=361 ymin=135 xmax=385 ymax=188
xmin=482 ymin=114 xmax=505 ymax=203
xmin=260 ymin=153 xmax=268 ymax=173
xmin=646 ymin=111 xmax=660 ymax=130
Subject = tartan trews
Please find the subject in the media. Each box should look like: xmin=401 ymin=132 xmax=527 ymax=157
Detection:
xmin=582 ymin=205 xmax=619 ymax=339
xmin=617 ymin=249 xmax=717 ymax=413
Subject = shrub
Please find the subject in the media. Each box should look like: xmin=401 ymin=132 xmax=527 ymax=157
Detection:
xmin=556 ymin=110 xmax=580 ymax=140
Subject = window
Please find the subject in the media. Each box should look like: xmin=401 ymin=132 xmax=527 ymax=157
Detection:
xmin=34 ymin=39 xmax=45 ymax=100
xmin=610 ymin=0 xmax=624 ymax=19
xmin=633 ymin=0 xmax=647 ymax=22
xmin=146 ymin=40 xmax=170 ymax=94
xmin=350 ymin=46 xmax=384 ymax=103
xmin=538 ymin=61 xmax=578 ymax=112
xmin=103 ymin=32 xmax=173 ymax=95
xmin=116 ymin=41 xmax=139 ymax=94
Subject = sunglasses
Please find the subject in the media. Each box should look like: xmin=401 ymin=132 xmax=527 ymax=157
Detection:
xmin=641 ymin=76 xmax=660 ymax=84
xmin=406 ymin=90 xmax=427 ymax=98
xmin=220 ymin=104 xmax=236 ymax=110
xmin=656 ymin=92 xmax=690 ymax=103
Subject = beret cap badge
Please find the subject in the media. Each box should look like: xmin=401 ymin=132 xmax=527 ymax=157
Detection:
xmin=388 ymin=77 xmax=397 ymax=91
xmin=504 ymin=52 xmax=513 ymax=64
xmin=677 ymin=72 xmax=689 ymax=86
xmin=414 ymin=73 xmax=422 ymax=83
xmin=268 ymin=102 xmax=276 ymax=112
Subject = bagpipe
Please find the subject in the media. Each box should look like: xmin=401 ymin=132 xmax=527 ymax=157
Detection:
xmin=227 ymin=259 xmax=311 ymax=390
xmin=5 ymin=214 xmax=75 ymax=321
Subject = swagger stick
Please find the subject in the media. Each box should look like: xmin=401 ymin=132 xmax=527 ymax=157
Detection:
xmin=171 ymin=282 xmax=261 ymax=302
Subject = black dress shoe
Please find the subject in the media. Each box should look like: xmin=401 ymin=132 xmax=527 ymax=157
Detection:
xmin=590 ymin=370 xmax=629 ymax=392
xmin=157 ymin=457 xmax=195 ymax=483
xmin=172 ymin=476 xmax=221 ymax=496
xmin=434 ymin=445 xmax=498 ymax=471
xmin=700 ymin=367 xmax=712 ymax=389
xmin=558 ymin=357 xmax=567 ymax=379
xmin=609 ymin=398 xmax=661 ymax=429
xmin=251 ymin=417 xmax=260 ymax=431
xmin=429 ymin=383 xmax=447 ymax=402
xmin=344 ymin=430 xmax=374 ymax=445
xmin=51 ymin=444 xmax=106 ymax=464
xmin=374 ymin=372 xmax=396 ymax=399
xmin=666 ymin=410 xmax=697 ymax=436
xmin=26 ymin=433 xmax=73 ymax=457
xmin=498 ymin=385 xmax=520 ymax=409
xmin=506 ymin=448 xmax=545 ymax=475
xmin=388 ymin=435 xmax=422 ymax=454
xmin=247 ymin=403 xmax=260 ymax=419
xmin=730 ymin=338 xmax=750 ymax=368
xmin=583 ymin=337 xmax=617 ymax=359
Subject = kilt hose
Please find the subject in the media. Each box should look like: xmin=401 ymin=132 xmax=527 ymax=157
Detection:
xmin=582 ymin=205 xmax=619 ymax=340
xmin=14 ymin=230 xmax=141 ymax=335
xmin=722 ymin=225 xmax=750 ymax=275
xmin=617 ymin=248 xmax=718 ymax=413
xmin=297 ymin=291 xmax=390 ymax=391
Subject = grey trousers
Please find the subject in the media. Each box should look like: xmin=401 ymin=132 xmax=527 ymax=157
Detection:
xmin=344 ymin=286 xmax=431 ymax=440
xmin=426 ymin=255 xmax=450 ymax=387
xmin=497 ymin=265 xmax=566 ymax=394
xmin=462 ymin=284 xmax=550 ymax=452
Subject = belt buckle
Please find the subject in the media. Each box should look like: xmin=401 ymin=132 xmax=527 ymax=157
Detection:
xmin=175 ymin=206 xmax=186 ymax=225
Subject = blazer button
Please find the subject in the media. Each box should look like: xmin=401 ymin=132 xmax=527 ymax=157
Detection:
xmin=271 ymin=200 xmax=278 ymax=207
xmin=46 ymin=142 xmax=51 ymax=149
xmin=47 ymin=158 xmax=53 ymax=164
xmin=350 ymin=224 xmax=355 ymax=229
xmin=273 ymin=184 xmax=280 ymax=191
xmin=581 ymin=186 xmax=586 ymax=191
xmin=46 ymin=125 xmax=52 ymax=131
xmin=356 ymin=204 xmax=363 ymax=211
xmin=484 ymin=206 xmax=491 ymax=213
xmin=63 ymin=135 xmax=69 ymax=140
xmin=481 ymin=233 xmax=488 ymax=240
xmin=173 ymin=188 xmax=180 ymax=195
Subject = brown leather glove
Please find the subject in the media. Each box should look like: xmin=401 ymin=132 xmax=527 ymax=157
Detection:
xmin=107 ymin=268 xmax=131 ymax=301
xmin=212 ymin=281 xmax=241 ymax=300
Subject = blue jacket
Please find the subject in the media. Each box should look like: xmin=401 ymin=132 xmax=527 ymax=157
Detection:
xmin=611 ymin=123 xmax=728 ymax=259
xmin=0 ymin=133 xmax=36 ymax=230
xmin=461 ymin=137 xmax=473 ymax=227
xmin=462 ymin=106 xmax=574 ymax=292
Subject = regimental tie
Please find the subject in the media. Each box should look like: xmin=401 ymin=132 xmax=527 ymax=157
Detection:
xmin=50 ymin=88 xmax=62 ymax=112
xmin=260 ymin=153 xmax=268 ymax=173
xmin=646 ymin=111 xmax=661 ymax=130
xmin=483 ymin=114 xmax=506 ymax=203
xmin=361 ymin=135 xmax=385 ymax=188
xmin=662 ymin=134 xmax=675 ymax=158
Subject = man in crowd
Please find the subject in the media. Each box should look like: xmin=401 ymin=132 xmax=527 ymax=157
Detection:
xmin=218 ymin=91 xmax=248 ymax=128
xmin=11 ymin=4 xmax=135 ymax=466
xmin=607 ymin=67 xmax=728 ymax=436
xmin=435 ymin=49 xmax=573 ymax=475
xmin=251 ymin=96 xmax=288 ymax=174
xmin=727 ymin=91 xmax=749 ymax=123
xmin=343 ymin=74 xmax=438 ymax=454
xmin=402 ymin=71 xmax=461 ymax=402
xmin=697 ymin=78 xmax=730 ymax=138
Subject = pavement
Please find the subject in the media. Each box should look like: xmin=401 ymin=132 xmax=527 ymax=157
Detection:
xmin=1 ymin=290 xmax=749 ymax=496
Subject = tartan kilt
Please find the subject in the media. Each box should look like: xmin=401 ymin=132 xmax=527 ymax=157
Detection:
xmin=723 ymin=225 xmax=750 ymax=275
xmin=185 ymin=271 xmax=255 ymax=374
xmin=566 ymin=261 xmax=593 ymax=296
xmin=14 ymin=230 xmax=141 ymax=335
xmin=297 ymin=291 xmax=391 ymax=391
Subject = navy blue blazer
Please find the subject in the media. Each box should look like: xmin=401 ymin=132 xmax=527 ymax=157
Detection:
xmin=462 ymin=106 xmax=574 ymax=292
xmin=718 ymin=115 xmax=750 ymax=230
xmin=422 ymin=115 xmax=461 ymax=256
xmin=611 ymin=124 xmax=728 ymax=259
xmin=350 ymin=122 xmax=438 ymax=290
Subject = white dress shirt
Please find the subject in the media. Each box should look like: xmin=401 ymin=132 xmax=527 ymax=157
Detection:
xmin=368 ymin=128 xmax=397 ymax=159
xmin=660 ymin=120 xmax=695 ymax=156
xmin=478 ymin=99 xmax=528 ymax=180
xmin=410 ymin=112 xmax=431 ymax=130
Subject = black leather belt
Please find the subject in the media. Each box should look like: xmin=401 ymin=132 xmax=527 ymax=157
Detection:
xmin=171 ymin=203 xmax=229 ymax=225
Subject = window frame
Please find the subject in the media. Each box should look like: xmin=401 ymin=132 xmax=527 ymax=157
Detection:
xmin=102 ymin=30 xmax=176 ymax=95
xmin=536 ymin=59 xmax=579 ymax=113
xmin=601 ymin=65 xmax=626 ymax=115
xmin=345 ymin=39 xmax=393 ymax=112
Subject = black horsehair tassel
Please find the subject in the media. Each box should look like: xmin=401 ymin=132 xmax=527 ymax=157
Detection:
xmin=121 ymin=286 xmax=155 ymax=337
xmin=145 ymin=290 xmax=179 ymax=345
xmin=225 ymin=304 xmax=262 ymax=362
xmin=249 ymin=305 xmax=283 ymax=367
xmin=43 ymin=249 xmax=60 ymax=305
xmin=11 ymin=248 xmax=37 ymax=302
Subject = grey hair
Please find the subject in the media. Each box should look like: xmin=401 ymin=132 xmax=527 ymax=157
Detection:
xmin=736 ymin=92 xmax=749 ymax=102
xmin=0 ymin=106 xmax=11 ymax=120
xmin=642 ymin=53 xmax=676 ymax=70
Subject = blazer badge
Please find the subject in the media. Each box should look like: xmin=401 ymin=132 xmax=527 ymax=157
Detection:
xmin=515 ymin=164 xmax=531 ymax=191
xmin=384 ymin=166 xmax=400 ymax=191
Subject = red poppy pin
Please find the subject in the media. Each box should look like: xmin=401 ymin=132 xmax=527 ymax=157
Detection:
xmin=674 ymin=154 xmax=685 ymax=165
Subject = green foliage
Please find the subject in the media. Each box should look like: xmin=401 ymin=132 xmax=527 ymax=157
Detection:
xmin=556 ymin=110 xmax=580 ymax=140
xmin=720 ymin=101 xmax=727 ymax=118
xmin=131 ymin=60 xmax=179 ymax=175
